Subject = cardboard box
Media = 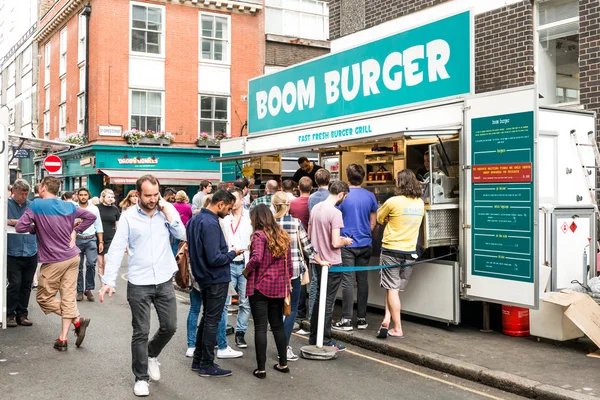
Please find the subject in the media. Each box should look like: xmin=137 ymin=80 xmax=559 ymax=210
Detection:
xmin=530 ymin=293 xmax=585 ymax=341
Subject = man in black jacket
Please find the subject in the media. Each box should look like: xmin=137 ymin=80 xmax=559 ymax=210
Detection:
xmin=187 ymin=190 xmax=244 ymax=378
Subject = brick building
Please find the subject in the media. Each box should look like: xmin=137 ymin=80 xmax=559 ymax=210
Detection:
xmin=33 ymin=0 xmax=264 ymax=198
xmin=329 ymin=0 xmax=594 ymax=129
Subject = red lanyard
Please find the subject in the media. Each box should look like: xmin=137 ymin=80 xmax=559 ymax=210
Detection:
xmin=231 ymin=215 xmax=242 ymax=236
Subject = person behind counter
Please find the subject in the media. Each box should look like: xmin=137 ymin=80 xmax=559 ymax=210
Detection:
xmin=375 ymin=170 xmax=424 ymax=339
xmin=292 ymin=156 xmax=322 ymax=188
xmin=416 ymin=151 xmax=430 ymax=182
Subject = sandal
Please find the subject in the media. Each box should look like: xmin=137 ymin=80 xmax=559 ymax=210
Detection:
xmin=253 ymin=369 xmax=266 ymax=379
xmin=376 ymin=325 xmax=389 ymax=339
xmin=273 ymin=364 xmax=290 ymax=373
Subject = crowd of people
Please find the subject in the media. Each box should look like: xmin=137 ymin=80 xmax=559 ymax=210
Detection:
xmin=5 ymin=155 xmax=425 ymax=397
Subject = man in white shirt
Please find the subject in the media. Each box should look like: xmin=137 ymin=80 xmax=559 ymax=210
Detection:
xmin=75 ymin=188 xmax=103 ymax=302
xmin=192 ymin=180 xmax=213 ymax=215
xmin=99 ymin=175 xmax=186 ymax=397
xmin=222 ymin=188 xmax=252 ymax=351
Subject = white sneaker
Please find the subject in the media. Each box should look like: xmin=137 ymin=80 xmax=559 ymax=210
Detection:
xmin=148 ymin=357 xmax=161 ymax=381
xmin=217 ymin=345 xmax=243 ymax=359
xmin=185 ymin=347 xmax=195 ymax=358
xmin=296 ymin=328 xmax=310 ymax=335
xmin=133 ymin=380 xmax=150 ymax=397
xmin=287 ymin=346 xmax=299 ymax=361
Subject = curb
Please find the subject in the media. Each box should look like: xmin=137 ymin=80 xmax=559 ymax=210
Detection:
xmin=300 ymin=321 xmax=595 ymax=400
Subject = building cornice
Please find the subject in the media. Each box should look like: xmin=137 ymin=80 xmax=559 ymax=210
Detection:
xmin=34 ymin=0 xmax=86 ymax=44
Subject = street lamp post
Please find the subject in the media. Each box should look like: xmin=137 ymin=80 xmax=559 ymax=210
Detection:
xmin=0 ymin=105 xmax=10 ymax=328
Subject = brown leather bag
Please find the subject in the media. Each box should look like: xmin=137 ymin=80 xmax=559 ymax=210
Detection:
xmin=174 ymin=241 xmax=189 ymax=290
xmin=283 ymin=251 xmax=291 ymax=316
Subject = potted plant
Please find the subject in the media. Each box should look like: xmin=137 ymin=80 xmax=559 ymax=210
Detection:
xmin=196 ymin=132 xmax=218 ymax=147
xmin=124 ymin=129 xmax=173 ymax=146
xmin=59 ymin=131 xmax=86 ymax=145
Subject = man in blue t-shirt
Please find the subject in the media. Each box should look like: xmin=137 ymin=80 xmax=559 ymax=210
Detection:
xmin=333 ymin=164 xmax=378 ymax=331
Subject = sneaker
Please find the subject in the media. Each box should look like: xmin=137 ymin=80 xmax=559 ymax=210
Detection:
xmin=296 ymin=328 xmax=310 ymax=335
xmin=148 ymin=357 xmax=161 ymax=381
xmin=54 ymin=338 xmax=68 ymax=352
xmin=198 ymin=364 xmax=232 ymax=377
xmin=76 ymin=293 xmax=84 ymax=302
xmin=287 ymin=346 xmax=299 ymax=362
xmin=235 ymin=333 xmax=247 ymax=349
xmin=133 ymin=380 xmax=150 ymax=397
xmin=217 ymin=346 xmax=243 ymax=359
xmin=74 ymin=317 xmax=90 ymax=347
xmin=84 ymin=290 xmax=95 ymax=302
xmin=357 ymin=318 xmax=368 ymax=330
xmin=17 ymin=316 xmax=33 ymax=326
xmin=186 ymin=347 xmax=195 ymax=358
xmin=6 ymin=317 xmax=17 ymax=328
xmin=329 ymin=341 xmax=346 ymax=352
xmin=332 ymin=318 xmax=353 ymax=331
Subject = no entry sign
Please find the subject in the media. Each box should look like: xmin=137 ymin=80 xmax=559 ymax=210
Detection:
xmin=43 ymin=155 xmax=62 ymax=174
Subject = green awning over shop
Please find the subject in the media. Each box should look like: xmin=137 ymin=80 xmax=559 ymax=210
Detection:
xmin=99 ymin=169 xmax=221 ymax=186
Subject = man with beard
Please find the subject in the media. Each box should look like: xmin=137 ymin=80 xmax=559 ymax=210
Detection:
xmin=75 ymin=188 xmax=104 ymax=302
xmin=187 ymin=189 xmax=244 ymax=378
xmin=99 ymin=175 xmax=185 ymax=397
xmin=308 ymin=180 xmax=352 ymax=352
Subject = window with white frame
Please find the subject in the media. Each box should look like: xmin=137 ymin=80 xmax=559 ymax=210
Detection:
xmin=266 ymin=0 xmax=329 ymax=41
xmin=200 ymin=14 xmax=229 ymax=62
xmin=59 ymin=103 xmax=66 ymax=137
xmin=131 ymin=4 xmax=163 ymax=55
xmin=537 ymin=0 xmax=579 ymax=106
xmin=22 ymin=46 xmax=32 ymax=71
xmin=22 ymin=96 xmax=31 ymax=124
xmin=131 ymin=90 xmax=162 ymax=132
xmin=7 ymin=61 xmax=15 ymax=86
xmin=199 ymin=95 xmax=228 ymax=136
xmin=79 ymin=65 xmax=85 ymax=92
xmin=77 ymin=94 xmax=85 ymax=133
xmin=59 ymin=28 xmax=67 ymax=76
xmin=43 ymin=111 xmax=50 ymax=136
xmin=78 ymin=13 xmax=86 ymax=63
xmin=44 ymin=42 xmax=51 ymax=85
xmin=60 ymin=77 xmax=66 ymax=103
xmin=45 ymin=87 xmax=50 ymax=111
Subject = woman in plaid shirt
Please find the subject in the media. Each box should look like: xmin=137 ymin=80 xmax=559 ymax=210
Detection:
xmin=272 ymin=191 xmax=331 ymax=362
xmin=243 ymin=204 xmax=293 ymax=378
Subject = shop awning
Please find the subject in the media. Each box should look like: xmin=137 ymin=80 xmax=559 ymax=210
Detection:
xmin=99 ymin=169 xmax=221 ymax=185
xmin=8 ymin=134 xmax=78 ymax=152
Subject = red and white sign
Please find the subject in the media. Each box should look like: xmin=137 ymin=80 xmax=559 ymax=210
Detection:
xmin=561 ymin=222 xmax=568 ymax=234
xmin=43 ymin=155 xmax=62 ymax=174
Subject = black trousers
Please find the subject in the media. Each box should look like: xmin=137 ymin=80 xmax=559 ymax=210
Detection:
xmin=309 ymin=264 xmax=343 ymax=346
xmin=193 ymin=282 xmax=229 ymax=368
xmin=250 ymin=290 xmax=287 ymax=370
xmin=7 ymin=254 xmax=38 ymax=318
xmin=127 ymin=281 xmax=177 ymax=382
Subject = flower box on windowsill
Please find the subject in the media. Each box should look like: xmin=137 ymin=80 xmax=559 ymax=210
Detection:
xmin=196 ymin=138 xmax=220 ymax=148
xmin=132 ymin=137 xmax=171 ymax=146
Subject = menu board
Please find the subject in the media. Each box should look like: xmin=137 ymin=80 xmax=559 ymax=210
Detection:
xmin=471 ymin=111 xmax=534 ymax=283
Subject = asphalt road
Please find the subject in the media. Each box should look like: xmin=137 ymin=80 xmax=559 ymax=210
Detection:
xmin=0 ymin=269 xmax=525 ymax=400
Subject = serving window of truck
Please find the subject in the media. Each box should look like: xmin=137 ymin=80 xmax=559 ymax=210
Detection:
xmin=218 ymin=9 xmax=597 ymax=330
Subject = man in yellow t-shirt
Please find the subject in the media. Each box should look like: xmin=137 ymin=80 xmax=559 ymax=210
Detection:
xmin=375 ymin=170 xmax=424 ymax=339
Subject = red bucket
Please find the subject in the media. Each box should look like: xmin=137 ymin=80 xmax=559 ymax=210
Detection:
xmin=501 ymin=305 xmax=530 ymax=337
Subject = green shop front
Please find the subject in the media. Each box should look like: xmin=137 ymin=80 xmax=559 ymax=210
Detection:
xmin=57 ymin=144 xmax=220 ymax=202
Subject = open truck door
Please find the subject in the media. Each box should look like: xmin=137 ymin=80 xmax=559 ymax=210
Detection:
xmin=461 ymin=86 xmax=539 ymax=309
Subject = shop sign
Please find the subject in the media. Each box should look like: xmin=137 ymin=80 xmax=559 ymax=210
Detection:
xmin=99 ymin=125 xmax=122 ymax=137
xmin=117 ymin=157 xmax=158 ymax=165
xmin=80 ymin=157 xmax=92 ymax=166
xmin=10 ymin=148 xmax=30 ymax=158
xmin=248 ymin=11 xmax=471 ymax=134
xmin=471 ymin=111 xmax=535 ymax=283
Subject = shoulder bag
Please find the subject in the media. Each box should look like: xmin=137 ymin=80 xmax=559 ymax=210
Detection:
xmin=295 ymin=219 xmax=311 ymax=286
xmin=283 ymin=251 xmax=292 ymax=317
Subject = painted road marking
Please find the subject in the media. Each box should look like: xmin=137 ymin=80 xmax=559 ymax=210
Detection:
xmin=292 ymin=333 xmax=506 ymax=400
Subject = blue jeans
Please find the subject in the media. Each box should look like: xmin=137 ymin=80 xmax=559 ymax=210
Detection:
xmin=230 ymin=261 xmax=250 ymax=334
xmin=186 ymin=288 xmax=202 ymax=347
xmin=76 ymin=237 xmax=97 ymax=293
xmin=308 ymin=263 xmax=319 ymax=321
xmin=217 ymin=295 xmax=231 ymax=350
xmin=284 ymin=277 xmax=301 ymax=346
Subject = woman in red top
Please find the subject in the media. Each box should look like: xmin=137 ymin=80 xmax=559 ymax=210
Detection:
xmin=244 ymin=204 xmax=293 ymax=378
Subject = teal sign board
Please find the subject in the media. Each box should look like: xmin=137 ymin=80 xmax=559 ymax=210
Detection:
xmin=221 ymin=151 xmax=242 ymax=182
xmin=471 ymin=111 xmax=535 ymax=283
xmin=248 ymin=11 xmax=471 ymax=134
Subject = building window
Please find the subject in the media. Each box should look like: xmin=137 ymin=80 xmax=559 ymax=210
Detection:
xmin=43 ymin=111 xmax=50 ymax=137
xmin=77 ymin=94 xmax=85 ymax=133
xmin=78 ymin=13 xmax=86 ymax=63
xmin=22 ymin=96 xmax=31 ymax=124
xmin=7 ymin=61 xmax=15 ymax=86
xmin=199 ymin=95 xmax=228 ymax=136
xmin=265 ymin=0 xmax=329 ymax=41
xmin=200 ymin=14 xmax=229 ymax=62
xmin=79 ymin=65 xmax=85 ymax=92
xmin=131 ymin=90 xmax=162 ymax=132
xmin=22 ymin=46 xmax=32 ymax=71
xmin=131 ymin=4 xmax=163 ymax=55
xmin=45 ymin=87 xmax=50 ymax=111
xmin=59 ymin=28 xmax=67 ymax=76
xmin=44 ymin=42 xmax=51 ymax=85
xmin=59 ymin=103 xmax=66 ymax=137
xmin=537 ymin=0 xmax=579 ymax=106
xmin=60 ymin=77 xmax=66 ymax=103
